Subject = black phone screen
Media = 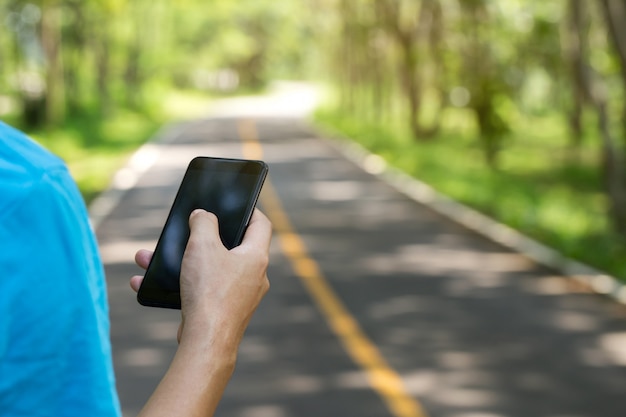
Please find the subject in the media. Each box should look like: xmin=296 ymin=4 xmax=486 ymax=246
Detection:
xmin=137 ymin=157 xmax=268 ymax=309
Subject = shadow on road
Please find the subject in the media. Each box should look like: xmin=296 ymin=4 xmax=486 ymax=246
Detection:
xmin=97 ymin=98 xmax=626 ymax=417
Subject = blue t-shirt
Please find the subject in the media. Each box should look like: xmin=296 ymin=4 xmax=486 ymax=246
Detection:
xmin=0 ymin=122 xmax=121 ymax=416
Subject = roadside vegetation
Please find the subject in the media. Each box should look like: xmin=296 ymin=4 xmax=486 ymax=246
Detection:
xmin=313 ymin=0 xmax=626 ymax=280
xmin=3 ymin=89 xmax=212 ymax=204
xmin=0 ymin=0 xmax=309 ymax=203
xmin=2 ymin=0 xmax=626 ymax=279
xmin=315 ymin=100 xmax=626 ymax=281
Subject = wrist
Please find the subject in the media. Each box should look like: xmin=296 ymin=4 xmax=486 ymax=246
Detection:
xmin=175 ymin=333 xmax=238 ymax=388
xmin=140 ymin=318 xmax=240 ymax=417
xmin=179 ymin=314 xmax=243 ymax=368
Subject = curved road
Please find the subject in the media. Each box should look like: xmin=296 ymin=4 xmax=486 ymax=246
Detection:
xmin=96 ymin=87 xmax=626 ymax=417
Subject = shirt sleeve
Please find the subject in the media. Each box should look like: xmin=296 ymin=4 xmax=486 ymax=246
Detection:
xmin=0 ymin=166 xmax=121 ymax=417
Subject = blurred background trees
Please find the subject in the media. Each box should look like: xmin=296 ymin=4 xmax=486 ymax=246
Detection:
xmin=0 ymin=0 xmax=313 ymax=126
xmin=315 ymin=0 xmax=626 ymax=276
xmin=1 ymin=0 xmax=626 ymax=276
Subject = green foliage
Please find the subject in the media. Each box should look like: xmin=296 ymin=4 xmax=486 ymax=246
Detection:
xmin=0 ymin=0 xmax=315 ymax=126
xmin=316 ymin=105 xmax=626 ymax=280
xmin=3 ymin=0 xmax=626 ymax=278
xmin=0 ymin=0 xmax=319 ymax=203
xmin=9 ymin=87 xmax=211 ymax=204
xmin=23 ymin=107 xmax=161 ymax=204
xmin=314 ymin=0 xmax=626 ymax=272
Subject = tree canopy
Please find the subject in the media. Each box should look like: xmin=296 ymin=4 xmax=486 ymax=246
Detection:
xmin=2 ymin=0 xmax=626 ymax=272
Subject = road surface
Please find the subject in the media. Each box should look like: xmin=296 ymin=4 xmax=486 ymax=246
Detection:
xmin=96 ymin=86 xmax=626 ymax=417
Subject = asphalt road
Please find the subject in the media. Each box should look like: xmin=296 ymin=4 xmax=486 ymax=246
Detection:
xmin=96 ymin=90 xmax=626 ymax=417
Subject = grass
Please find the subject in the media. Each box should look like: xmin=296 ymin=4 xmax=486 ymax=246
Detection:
xmin=27 ymin=110 xmax=160 ymax=203
xmin=9 ymin=88 xmax=213 ymax=204
xmin=314 ymin=103 xmax=626 ymax=281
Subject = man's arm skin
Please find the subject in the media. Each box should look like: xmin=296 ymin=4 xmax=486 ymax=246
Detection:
xmin=129 ymin=209 xmax=272 ymax=417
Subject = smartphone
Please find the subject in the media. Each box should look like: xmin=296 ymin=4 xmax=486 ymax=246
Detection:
xmin=137 ymin=156 xmax=268 ymax=309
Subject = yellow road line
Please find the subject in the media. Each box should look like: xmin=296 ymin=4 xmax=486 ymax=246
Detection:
xmin=237 ymin=118 xmax=428 ymax=417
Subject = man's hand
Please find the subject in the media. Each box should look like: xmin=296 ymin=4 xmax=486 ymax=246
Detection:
xmin=131 ymin=208 xmax=272 ymax=417
xmin=130 ymin=208 xmax=271 ymax=344
xmin=178 ymin=208 xmax=271 ymax=351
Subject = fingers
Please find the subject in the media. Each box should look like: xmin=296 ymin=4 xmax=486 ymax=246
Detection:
xmin=130 ymin=275 xmax=143 ymax=292
xmin=238 ymin=209 xmax=272 ymax=252
xmin=188 ymin=209 xmax=220 ymax=238
xmin=187 ymin=208 xmax=271 ymax=253
xmin=130 ymin=249 xmax=153 ymax=293
xmin=177 ymin=208 xmax=272 ymax=346
xmin=135 ymin=249 xmax=153 ymax=270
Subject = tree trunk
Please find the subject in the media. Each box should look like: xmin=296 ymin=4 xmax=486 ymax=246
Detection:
xmin=587 ymin=0 xmax=626 ymax=236
xmin=124 ymin=42 xmax=142 ymax=108
xmin=95 ymin=32 xmax=112 ymax=115
xmin=339 ymin=0 xmax=356 ymax=113
xmin=41 ymin=3 xmax=65 ymax=125
xmin=397 ymin=32 xmax=423 ymax=139
xmin=563 ymin=0 xmax=590 ymax=158
xmin=598 ymin=0 xmax=626 ymax=138
xmin=377 ymin=0 xmax=439 ymax=141
xmin=420 ymin=0 xmax=445 ymax=138
xmin=63 ymin=2 xmax=86 ymax=115
xmin=596 ymin=94 xmax=626 ymax=234
xmin=463 ymin=1 xmax=508 ymax=168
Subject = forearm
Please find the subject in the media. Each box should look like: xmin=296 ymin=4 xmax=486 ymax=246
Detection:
xmin=132 ymin=210 xmax=271 ymax=416
xmin=138 ymin=331 xmax=239 ymax=417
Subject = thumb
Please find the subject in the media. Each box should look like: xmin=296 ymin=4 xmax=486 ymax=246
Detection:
xmin=187 ymin=209 xmax=222 ymax=249
xmin=189 ymin=208 xmax=218 ymax=230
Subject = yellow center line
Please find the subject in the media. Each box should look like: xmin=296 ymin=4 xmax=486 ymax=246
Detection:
xmin=237 ymin=118 xmax=428 ymax=417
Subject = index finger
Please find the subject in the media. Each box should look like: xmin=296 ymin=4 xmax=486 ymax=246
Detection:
xmin=134 ymin=249 xmax=153 ymax=270
xmin=238 ymin=209 xmax=272 ymax=252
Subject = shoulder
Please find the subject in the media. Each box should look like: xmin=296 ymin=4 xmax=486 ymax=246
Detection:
xmin=0 ymin=122 xmax=73 ymax=218
xmin=0 ymin=124 xmax=121 ymax=416
xmin=0 ymin=121 xmax=65 ymax=174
